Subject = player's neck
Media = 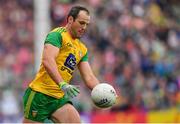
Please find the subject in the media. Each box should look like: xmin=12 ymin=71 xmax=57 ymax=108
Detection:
xmin=65 ymin=25 xmax=76 ymax=39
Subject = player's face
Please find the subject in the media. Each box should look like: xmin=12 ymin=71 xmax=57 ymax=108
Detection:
xmin=71 ymin=11 xmax=90 ymax=38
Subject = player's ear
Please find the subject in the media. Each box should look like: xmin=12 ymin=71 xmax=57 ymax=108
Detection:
xmin=67 ymin=16 xmax=74 ymax=24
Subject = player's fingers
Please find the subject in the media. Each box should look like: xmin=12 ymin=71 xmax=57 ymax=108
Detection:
xmin=71 ymin=85 xmax=80 ymax=92
xmin=70 ymin=90 xmax=76 ymax=97
xmin=73 ymin=87 xmax=80 ymax=93
xmin=70 ymin=88 xmax=79 ymax=97
xmin=67 ymin=90 xmax=73 ymax=98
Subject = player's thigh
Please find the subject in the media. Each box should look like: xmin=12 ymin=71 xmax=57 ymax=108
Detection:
xmin=22 ymin=117 xmax=41 ymax=124
xmin=23 ymin=88 xmax=58 ymax=122
xmin=51 ymin=103 xmax=81 ymax=123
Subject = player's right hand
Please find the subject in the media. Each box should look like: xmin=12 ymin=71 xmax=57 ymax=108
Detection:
xmin=59 ymin=81 xmax=80 ymax=98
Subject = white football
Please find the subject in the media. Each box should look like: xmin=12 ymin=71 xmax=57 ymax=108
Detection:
xmin=91 ymin=83 xmax=117 ymax=108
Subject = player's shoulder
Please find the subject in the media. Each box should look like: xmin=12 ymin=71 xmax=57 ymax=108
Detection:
xmin=78 ymin=39 xmax=88 ymax=51
xmin=78 ymin=39 xmax=87 ymax=47
xmin=50 ymin=27 xmax=66 ymax=34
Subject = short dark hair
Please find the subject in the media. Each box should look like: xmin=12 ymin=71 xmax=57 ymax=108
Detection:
xmin=67 ymin=6 xmax=89 ymax=21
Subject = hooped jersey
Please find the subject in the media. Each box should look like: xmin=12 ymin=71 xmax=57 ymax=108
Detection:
xmin=29 ymin=27 xmax=88 ymax=99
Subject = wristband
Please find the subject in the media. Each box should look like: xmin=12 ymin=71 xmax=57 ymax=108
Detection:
xmin=58 ymin=81 xmax=67 ymax=89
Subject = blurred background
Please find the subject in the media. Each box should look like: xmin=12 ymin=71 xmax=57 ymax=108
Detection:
xmin=0 ymin=0 xmax=180 ymax=123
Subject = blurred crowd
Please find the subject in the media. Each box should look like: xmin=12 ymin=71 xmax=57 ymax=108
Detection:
xmin=50 ymin=0 xmax=180 ymax=113
xmin=0 ymin=0 xmax=34 ymax=122
xmin=0 ymin=0 xmax=179 ymax=122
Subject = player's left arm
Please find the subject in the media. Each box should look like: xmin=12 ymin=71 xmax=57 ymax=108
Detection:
xmin=78 ymin=61 xmax=99 ymax=90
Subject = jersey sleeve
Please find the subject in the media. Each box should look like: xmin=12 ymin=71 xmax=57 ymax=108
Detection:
xmin=81 ymin=52 xmax=88 ymax=62
xmin=44 ymin=32 xmax=62 ymax=48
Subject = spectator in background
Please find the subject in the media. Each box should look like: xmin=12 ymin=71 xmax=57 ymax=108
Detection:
xmin=0 ymin=0 xmax=34 ymax=122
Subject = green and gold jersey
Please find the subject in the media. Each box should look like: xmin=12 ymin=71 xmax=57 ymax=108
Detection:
xmin=29 ymin=27 xmax=88 ymax=99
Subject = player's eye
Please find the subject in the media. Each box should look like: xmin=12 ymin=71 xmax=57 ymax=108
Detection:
xmin=79 ymin=21 xmax=89 ymax=26
xmin=79 ymin=21 xmax=85 ymax=25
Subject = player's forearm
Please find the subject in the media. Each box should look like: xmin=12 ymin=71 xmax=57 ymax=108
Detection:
xmin=84 ymin=74 xmax=99 ymax=90
xmin=42 ymin=57 xmax=63 ymax=84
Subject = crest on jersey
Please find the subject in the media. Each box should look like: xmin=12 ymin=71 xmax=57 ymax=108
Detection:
xmin=32 ymin=110 xmax=38 ymax=118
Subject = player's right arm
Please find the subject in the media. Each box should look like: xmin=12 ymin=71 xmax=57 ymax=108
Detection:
xmin=43 ymin=31 xmax=79 ymax=98
xmin=42 ymin=44 xmax=63 ymax=84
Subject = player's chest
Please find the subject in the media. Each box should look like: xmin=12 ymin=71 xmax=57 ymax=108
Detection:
xmin=62 ymin=39 xmax=84 ymax=60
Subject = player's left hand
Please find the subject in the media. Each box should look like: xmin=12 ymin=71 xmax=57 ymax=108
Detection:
xmin=59 ymin=81 xmax=80 ymax=98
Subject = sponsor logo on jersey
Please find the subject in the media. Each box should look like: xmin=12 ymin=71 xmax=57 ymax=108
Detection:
xmin=60 ymin=66 xmax=73 ymax=75
xmin=64 ymin=53 xmax=76 ymax=70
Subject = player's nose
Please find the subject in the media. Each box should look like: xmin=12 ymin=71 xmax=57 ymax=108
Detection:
xmin=82 ymin=23 xmax=88 ymax=30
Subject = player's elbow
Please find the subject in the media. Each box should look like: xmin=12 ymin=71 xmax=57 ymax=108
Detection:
xmin=42 ymin=56 xmax=50 ymax=68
